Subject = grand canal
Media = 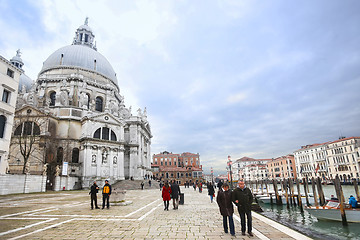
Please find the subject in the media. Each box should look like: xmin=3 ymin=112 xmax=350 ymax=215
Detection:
xmin=258 ymin=185 xmax=360 ymax=240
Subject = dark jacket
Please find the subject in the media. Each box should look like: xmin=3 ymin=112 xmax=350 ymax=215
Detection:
xmin=170 ymin=183 xmax=181 ymax=199
xmin=89 ymin=183 xmax=99 ymax=195
xmin=208 ymin=185 xmax=215 ymax=196
xmin=102 ymin=183 xmax=112 ymax=195
xmin=217 ymin=188 xmax=234 ymax=216
xmin=232 ymin=187 xmax=253 ymax=212
xmin=217 ymin=181 xmax=223 ymax=189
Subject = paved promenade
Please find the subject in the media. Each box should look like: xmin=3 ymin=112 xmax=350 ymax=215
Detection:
xmin=0 ymin=186 xmax=312 ymax=239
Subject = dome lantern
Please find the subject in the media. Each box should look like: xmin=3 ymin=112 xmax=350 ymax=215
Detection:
xmin=72 ymin=17 xmax=97 ymax=51
xmin=10 ymin=49 xmax=24 ymax=69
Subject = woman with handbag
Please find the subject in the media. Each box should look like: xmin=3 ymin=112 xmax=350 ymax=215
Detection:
xmin=208 ymin=182 xmax=215 ymax=203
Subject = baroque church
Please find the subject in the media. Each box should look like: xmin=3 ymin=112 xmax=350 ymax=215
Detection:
xmin=8 ymin=19 xmax=152 ymax=189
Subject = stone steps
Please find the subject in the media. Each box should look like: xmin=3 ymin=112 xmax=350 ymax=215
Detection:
xmin=112 ymin=179 xmax=160 ymax=190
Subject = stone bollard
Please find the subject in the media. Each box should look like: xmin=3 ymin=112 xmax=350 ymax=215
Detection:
xmin=110 ymin=189 xmax=132 ymax=206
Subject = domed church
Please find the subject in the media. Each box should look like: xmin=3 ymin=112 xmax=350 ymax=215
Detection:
xmin=8 ymin=18 xmax=152 ymax=190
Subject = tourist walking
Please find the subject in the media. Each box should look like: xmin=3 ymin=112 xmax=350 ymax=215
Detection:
xmin=217 ymin=183 xmax=235 ymax=236
xmin=89 ymin=181 xmax=100 ymax=209
xmin=162 ymin=182 xmax=171 ymax=210
xmin=232 ymin=181 xmax=253 ymax=236
xmin=193 ymin=182 xmax=197 ymax=191
xmin=141 ymin=182 xmax=144 ymax=190
xmin=198 ymin=182 xmax=202 ymax=193
xmin=208 ymin=182 xmax=215 ymax=203
xmin=102 ymin=180 xmax=112 ymax=209
xmin=149 ymin=179 xmax=152 ymax=187
xmin=171 ymin=180 xmax=181 ymax=209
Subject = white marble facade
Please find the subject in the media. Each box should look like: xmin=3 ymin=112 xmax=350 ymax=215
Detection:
xmin=9 ymin=19 xmax=152 ymax=188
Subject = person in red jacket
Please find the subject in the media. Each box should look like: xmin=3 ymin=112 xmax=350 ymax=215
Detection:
xmin=162 ymin=182 xmax=172 ymax=211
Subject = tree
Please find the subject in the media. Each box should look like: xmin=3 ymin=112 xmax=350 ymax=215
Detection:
xmin=10 ymin=108 xmax=48 ymax=174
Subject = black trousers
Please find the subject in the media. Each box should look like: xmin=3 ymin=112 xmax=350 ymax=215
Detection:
xmin=102 ymin=194 xmax=110 ymax=209
xmin=91 ymin=194 xmax=98 ymax=209
xmin=239 ymin=210 xmax=252 ymax=233
xmin=163 ymin=200 xmax=169 ymax=210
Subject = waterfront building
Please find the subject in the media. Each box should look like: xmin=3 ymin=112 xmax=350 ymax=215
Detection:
xmin=7 ymin=19 xmax=152 ymax=189
xmin=0 ymin=54 xmax=22 ymax=174
xmin=151 ymin=151 xmax=203 ymax=184
xmin=232 ymin=157 xmax=271 ymax=181
xmin=326 ymin=136 xmax=360 ymax=182
xmin=243 ymin=163 xmax=268 ymax=182
xmin=267 ymin=155 xmax=297 ymax=180
xmin=294 ymin=143 xmax=329 ymax=180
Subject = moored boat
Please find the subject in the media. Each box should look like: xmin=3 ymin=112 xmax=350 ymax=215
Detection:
xmin=305 ymin=201 xmax=360 ymax=223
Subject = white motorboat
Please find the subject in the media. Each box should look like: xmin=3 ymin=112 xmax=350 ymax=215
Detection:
xmin=305 ymin=201 xmax=360 ymax=223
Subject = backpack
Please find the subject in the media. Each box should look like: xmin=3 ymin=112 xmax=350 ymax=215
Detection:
xmin=103 ymin=185 xmax=110 ymax=194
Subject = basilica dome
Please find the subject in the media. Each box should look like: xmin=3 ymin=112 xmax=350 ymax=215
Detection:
xmin=39 ymin=18 xmax=118 ymax=85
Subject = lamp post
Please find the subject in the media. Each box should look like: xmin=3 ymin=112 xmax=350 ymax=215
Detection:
xmin=227 ymin=155 xmax=233 ymax=189
xmin=211 ymin=167 xmax=214 ymax=184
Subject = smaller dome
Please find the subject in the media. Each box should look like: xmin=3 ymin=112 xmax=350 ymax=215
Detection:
xmin=19 ymin=73 xmax=33 ymax=92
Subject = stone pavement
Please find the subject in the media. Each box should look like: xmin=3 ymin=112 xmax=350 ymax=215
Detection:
xmin=0 ymin=186 xmax=312 ymax=239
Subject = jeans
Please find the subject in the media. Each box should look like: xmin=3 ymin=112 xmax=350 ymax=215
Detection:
xmin=210 ymin=195 xmax=213 ymax=202
xmin=239 ymin=210 xmax=252 ymax=233
xmin=223 ymin=215 xmax=235 ymax=235
xmin=172 ymin=197 xmax=179 ymax=209
xmin=102 ymin=194 xmax=110 ymax=209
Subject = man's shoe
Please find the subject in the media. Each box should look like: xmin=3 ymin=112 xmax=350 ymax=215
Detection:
xmin=249 ymin=232 xmax=254 ymax=237
xmin=95 ymin=207 xmax=100 ymax=209
xmin=224 ymin=231 xmax=228 ymax=234
xmin=242 ymin=232 xmax=246 ymax=236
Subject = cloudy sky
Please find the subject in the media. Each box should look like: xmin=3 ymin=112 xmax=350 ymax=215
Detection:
xmin=1 ymin=0 xmax=360 ymax=175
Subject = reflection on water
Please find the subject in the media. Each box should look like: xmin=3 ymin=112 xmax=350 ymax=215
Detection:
xmin=257 ymin=185 xmax=360 ymax=240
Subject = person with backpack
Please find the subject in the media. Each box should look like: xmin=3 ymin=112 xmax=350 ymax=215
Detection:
xmin=102 ymin=180 xmax=112 ymax=209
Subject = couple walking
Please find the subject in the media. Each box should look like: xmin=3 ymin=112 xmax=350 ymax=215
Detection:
xmin=217 ymin=181 xmax=253 ymax=237
xmin=162 ymin=180 xmax=181 ymax=210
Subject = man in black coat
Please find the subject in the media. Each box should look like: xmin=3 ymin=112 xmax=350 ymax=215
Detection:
xmin=232 ymin=180 xmax=253 ymax=236
xmin=170 ymin=180 xmax=181 ymax=209
xmin=217 ymin=183 xmax=235 ymax=236
xmin=89 ymin=181 xmax=100 ymax=209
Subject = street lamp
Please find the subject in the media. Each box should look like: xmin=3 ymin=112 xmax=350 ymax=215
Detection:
xmin=227 ymin=155 xmax=233 ymax=189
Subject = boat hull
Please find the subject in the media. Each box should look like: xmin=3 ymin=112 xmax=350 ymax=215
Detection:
xmin=305 ymin=207 xmax=360 ymax=223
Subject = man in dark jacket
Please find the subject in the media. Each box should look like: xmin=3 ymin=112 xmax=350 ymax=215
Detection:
xmin=170 ymin=180 xmax=181 ymax=209
xmin=102 ymin=180 xmax=112 ymax=209
xmin=232 ymin=180 xmax=253 ymax=236
xmin=89 ymin=181 xmax=100 ymax=209
xmin=217 ymin=183 xmax=235 ymax=236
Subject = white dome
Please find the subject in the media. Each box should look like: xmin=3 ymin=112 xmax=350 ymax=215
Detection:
xmin=18 ymin=73 xmax=33 ymax=92
xmin=39 ymin=44 xmax=118 ymax=85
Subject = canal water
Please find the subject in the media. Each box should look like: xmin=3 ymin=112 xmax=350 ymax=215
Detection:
xmin=257 ymin=185 xmax=360 ymax=240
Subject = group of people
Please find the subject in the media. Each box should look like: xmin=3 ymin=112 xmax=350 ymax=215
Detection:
xmin=162 ymin=180 xmax=181 ymax=210
xmin=89 ymin=180 xmax=112 ymax=210
xmin=216 ymin=181 xmax=254 ymax=237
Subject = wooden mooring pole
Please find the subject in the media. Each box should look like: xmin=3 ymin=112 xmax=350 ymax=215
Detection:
xmin=283 ymin=178 xmax=290 ymax=208
xmin=334 ymin=175 xmax=347 ymax=226
xmin=316 ymin=177 xmax=326 ymax=206
xmin=272 ymin=179 xmax=281 ymax=205
xmin=303 ymin=177 xmax=310 ymax=206
xmin=311 ymin=177 xmax=319 ymax=207
xmin=353 ymin=179 xmax=360 ymax=202
xmin=289 ymin=178 xmax=296 ymax=206
xmin=296 ymin=178 xmax=303 ymax=212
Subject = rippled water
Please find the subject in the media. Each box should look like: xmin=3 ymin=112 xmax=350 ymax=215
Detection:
xmin=256 ymin=185 xmax=360 ymax=240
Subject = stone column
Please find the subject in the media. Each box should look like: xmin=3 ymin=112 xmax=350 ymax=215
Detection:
xmin=96 ymin=146 xmax=101 ymax=177
xmin=130 ymin=147 xmax=139 ymax=179
xmin=54 ymin=176 xmax=61 ymax=191
xmin=118 ymin=146 xmax=125 ymax=180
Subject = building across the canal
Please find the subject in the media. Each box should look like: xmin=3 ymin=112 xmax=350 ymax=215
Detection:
xmin=267 ymin=155 xmax=297 ymax=180
xmin=7 ymin=19 xmax=152 ymax=190
xmin=151 ymin=151 xmax=203 ymax=184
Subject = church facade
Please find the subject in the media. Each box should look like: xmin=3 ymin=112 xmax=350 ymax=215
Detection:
xmin=8 ymin=19 xmax=152 ymax=189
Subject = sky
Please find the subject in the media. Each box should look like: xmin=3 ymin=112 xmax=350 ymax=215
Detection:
xmin=1 ymin=0 xmax=360 ymax=175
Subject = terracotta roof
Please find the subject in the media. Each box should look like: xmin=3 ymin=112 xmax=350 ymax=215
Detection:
xmin=329 ymin=136 xmax=360 ymax=144
xmin=159 ymin=166 xmax=202 ymax=172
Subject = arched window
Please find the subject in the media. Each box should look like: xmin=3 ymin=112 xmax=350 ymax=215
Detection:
xmin=93 ymin=127 xmax=117 ymax=141
xmin=95 ymin=97 xmax=103 ymax=112
xmin=50 ymin=92 xmax=56 ymax=106
xmin=72 ymin=148 xmax=79 ymax=163
xmin=57 ymin=147 xmax=63 ymax=163
xmin=14 ymin=121 xmax=40 ymax=136
xmin=0 ymin=115 xmax=6 ymax=138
